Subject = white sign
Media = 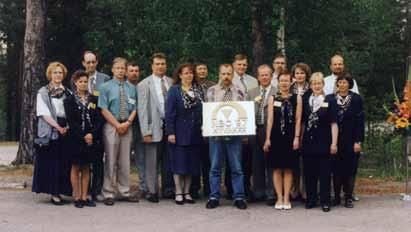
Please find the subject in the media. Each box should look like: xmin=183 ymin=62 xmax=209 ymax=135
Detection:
xmin=202 ymin=101 xmax=256 ymax=137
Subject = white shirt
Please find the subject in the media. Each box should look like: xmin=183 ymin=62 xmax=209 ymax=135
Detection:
xmin=233 ymin=72 xmax=258 ymax=95
xmin=36 ymin=93 xmax=66 ymax=118
xmin=271 ymin=72 xmax=279 ymax=89
xmin=88 ymin=72 xmax=97 ymax=94
xmin=324 ymin=73 xmax=359 ymax=95
xmin=153 ymin=75 xmax=170 ymax=111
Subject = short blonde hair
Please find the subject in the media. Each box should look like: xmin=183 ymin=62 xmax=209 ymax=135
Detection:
xmin=309 ymin=72 xmax=324 ymax=85
xmin=112 ymin=57 xmax=128 ymax=67
xmin=46 ymin=62 xmax=68 ymax=80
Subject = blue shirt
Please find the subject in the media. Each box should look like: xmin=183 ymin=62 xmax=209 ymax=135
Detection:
xmin=98 ymin=78 xmax=138 ymax=120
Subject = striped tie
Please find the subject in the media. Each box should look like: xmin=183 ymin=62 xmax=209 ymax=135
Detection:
xmin=119 ymin=82 xmax=127 ymax=121
xmin=256 ymin=88 xmax=266 ymax=125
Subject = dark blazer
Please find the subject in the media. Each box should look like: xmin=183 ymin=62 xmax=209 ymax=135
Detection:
xmin=165 ymin=85 xmax=203 ymax=146
xmin=64 ymin=94 xmax=105 ymax=154
xmin=336 ymin=91 xmax=365 ymax=154
xmin=302 ymin=94 xmax=338 ymax=156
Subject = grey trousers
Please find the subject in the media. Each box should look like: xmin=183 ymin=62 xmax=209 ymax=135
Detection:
xmin=102 ymin=123 xmax=132 ymax=199
xmin=134 ymin=142 xmax=147 ymax=192
xmin=144 ymin=142 xmax=160 ymax=194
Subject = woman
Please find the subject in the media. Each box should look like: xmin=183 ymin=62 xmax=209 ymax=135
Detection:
xmin=165 ymin=63 xmax=203 ymax=205
xmin=290 ymin=62 xmax=312 ymax=201
xmin=32 ymin=62 xmax=72 ymax=205
xmin=301 ymin=72 xmax=338 ymax=212
xmin=332 ymin=72 xmax=364 ymax=208
xmin=263 ymin=72 xmax=302 ymax=210
xmin=64 ymin=70 xmax=104 ymax=208
xmin=291 ymin=63 xmax=311 ymax=96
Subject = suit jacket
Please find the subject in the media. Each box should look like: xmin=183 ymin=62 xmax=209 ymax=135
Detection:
xmin=138 ymin=75 xmax=173 ymax=142
xmin=248 ymin=85 xmax=277 ymax=124
xmin=165 ymin=85 xmax=202 ymax=146
xmin=64 ymin=94 xmax=105 ymax=154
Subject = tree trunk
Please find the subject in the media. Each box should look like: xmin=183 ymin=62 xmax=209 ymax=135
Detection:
xmin=276 ymin=0 xmax=287 ymax=55
xmin=251 ymin=0 xmax=265 ymax=74
xmin=14 ymin=0 xmax=46 ymax=165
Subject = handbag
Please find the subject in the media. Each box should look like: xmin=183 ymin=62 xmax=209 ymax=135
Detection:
xmin=34 ymin=137 xmax=50 ymax=149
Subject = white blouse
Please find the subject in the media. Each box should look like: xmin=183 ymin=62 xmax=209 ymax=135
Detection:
xmin=36 ymin=93 xmax=66 ymax=118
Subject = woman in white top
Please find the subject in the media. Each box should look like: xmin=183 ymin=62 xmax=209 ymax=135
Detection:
xmin=32 ymin=62 xmax=72 ymax=205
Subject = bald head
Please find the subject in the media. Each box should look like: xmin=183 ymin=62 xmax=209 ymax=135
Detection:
xmin=330 ymin=54 xmax=344 ymax=75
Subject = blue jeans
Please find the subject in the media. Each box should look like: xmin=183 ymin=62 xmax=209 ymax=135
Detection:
xmin=209 ymin=137 xmax=244 ymax=200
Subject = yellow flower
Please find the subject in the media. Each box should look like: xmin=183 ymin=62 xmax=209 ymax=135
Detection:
xmin=395 ymin=117 xmax=409 ymax=129
xmin=88 ymin=102 xmax=96 ymax=109
xmin=386 ymin=113 xmax=397 ymax=124
xmin=254 ymin=96 xmax=262 ymax=103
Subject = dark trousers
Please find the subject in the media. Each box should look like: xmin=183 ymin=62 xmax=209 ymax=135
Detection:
xmin=333 ymin=175 xmax=355 ymax=199
xmin=251 ymin=126 xmax=269 ymax=199
xmin=225 ymin=141 xmax=252 ymax=198
xmin=160 ymin=137 xmax=175 ymax=196
xmin=90 ymin=151 xmax=104 ymax=198
xmin=303 ymin=155 xmax=331 ymax=205
xmin=190 ymin=142 xmax=210 ymax=196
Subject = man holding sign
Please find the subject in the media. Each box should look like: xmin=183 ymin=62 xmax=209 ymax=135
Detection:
xmin=205 ymin=64 xmax=248 ymax=210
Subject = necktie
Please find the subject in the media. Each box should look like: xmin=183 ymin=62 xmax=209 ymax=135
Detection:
xmin=257 ymin=88 xmax=267 ymax=125
xmin=89 ymin=76 xmax=95 ymax=94
xmin=161 ymin=77 xmax=168 ymax=102
xmin=240 ymin=76 xmax=247 ymax=93
xmin=119 ymin=82 xmax=127 ymax=121
xmin=223 ymin=87 xmax=232 ymax=102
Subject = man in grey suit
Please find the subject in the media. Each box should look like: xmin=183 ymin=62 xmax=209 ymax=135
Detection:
xmin=82 ymin=50 xmax=111 ymax=202
xmin=248 ymin=64 xmax=277 ymax=205
xmin=137 ymin=52 xmax=174 ymax=203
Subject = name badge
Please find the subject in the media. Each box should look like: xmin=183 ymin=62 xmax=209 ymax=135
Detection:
xmin=321 ymin=102 xmax=329 ymax=108
xmin=274 ymin=101 xmax=282 ymax=107
xmin=93 ymin=90 xmax=100 ymax=96
xmin=128 ymin=98 xmax=136 ymax=105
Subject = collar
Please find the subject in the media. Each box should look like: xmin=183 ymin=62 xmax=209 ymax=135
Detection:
xmin=112 ymin=78 xmax=126 ymax=85
xmin=219 ymin=83 xmax=233 ymax=90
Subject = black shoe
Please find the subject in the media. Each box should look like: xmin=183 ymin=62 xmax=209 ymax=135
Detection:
xmin=74 ymin=200 xmax=84 ymax=208
xmin=206 ymin=199 xmax=219 ymax=209
xmin=162 ymin=191 xmax=174 ymax=199
xmin=118 ymin=196 xmax=139 ymax=203
xmin=234 ymin=200 xmax=247 ymax=210
xmin=332 ymin=197 xmax=341 ymax=206
xmin=50 ymin=196 xmax=64 ymax=206
xmin=146 ymin=193 xmax=159 ymax=203
xmin=104 ymin=198 xmax=115 ymax=206
xmin=321 ymin=205 xmax=331 ymax=212
xmin=266 ymin=198 xmax=276 ymax=206
xmin=175 ymin=194 xmax=184 ymax=205
xmin=305 ymin=201 xmax=316 ymax=209
xmin=344 ymin=198 xmax=354 ymax=208
xmin=82 ymin=199 xmax=96 ymax=207
xmin=183 ymin=193 xmax=196 ymax=204
xmin=191 ymin=191 xmax=200 ymax=200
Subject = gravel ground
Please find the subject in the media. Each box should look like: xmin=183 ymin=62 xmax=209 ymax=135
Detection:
xmin=0 ymin=192 xmax=411 ymax=232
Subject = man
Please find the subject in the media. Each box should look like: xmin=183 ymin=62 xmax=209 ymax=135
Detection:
xmin=126 ymin=62 xmax=147 ymax=198
xmin=98 ymin=57 xmax=139 ymax=206
xmin=271 ymin=53 xmax=287 ymax=88
xmin=232 ymin=54 xmax=258 ymax=94
xmin=248 ymin=65 xmax=278 ymax=205
xmin=138 ymin=53 xmax=174 ymax=203
xmin=190 ymin=62 xmax=215 ymax=199
xmin=324 ymin=54 xmax=359 ymax=95
xmin=82 ymin=51 xmax=110 ymax=202
xmin=226 ymin=54 xmax=258 ymax=200
xmin=205 ymin=64 xmax=247 ymax=210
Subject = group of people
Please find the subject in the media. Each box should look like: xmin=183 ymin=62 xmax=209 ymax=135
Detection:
xmin=32 ymin=51 xmax=364 ymax=213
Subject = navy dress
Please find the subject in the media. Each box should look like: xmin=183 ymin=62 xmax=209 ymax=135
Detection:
xmin=165 ymin=85 xmax=203 ymax=175
xmin=64 ymin=94 xmax=104 ymax=166
xmin=267 ymin=94 xmax=299 ymax=169
xmin=334 ymin=92 xmax=364 ymax=176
